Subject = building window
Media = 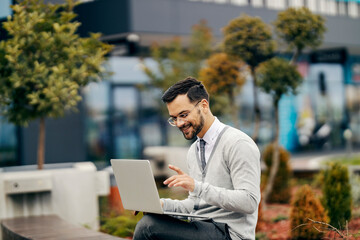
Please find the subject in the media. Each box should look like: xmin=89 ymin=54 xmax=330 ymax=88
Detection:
xmin=231 ymin=0 xmax=248 ymax=6
xmin=348 ymin=2 xmax=359 ymax=18
xmin=267 ymin=0 xmax=286 ymax=9
xmin=83 ymin=81 xmax=111 ymax=163
xmin=251 ymin=0 xmax=264 ymax=7
xmin=318 ymin=0 xmax=327 ymax=14
xmin=0 ymin=119 xmax=18 ymax=167
xmin=289 ymin=0 xmax=304 ymax=8
xmin=338 ymin=1 xmax=348 ymax=16
xmin=213 ymin=0 xmax=227 ymax=4
xmin=307 ymin=0 xmax=317 ymax=12
xmin=0 ymin=0 xmax=11 ymax=19
xmin=327 ymin=0 xmax=337 ymax=16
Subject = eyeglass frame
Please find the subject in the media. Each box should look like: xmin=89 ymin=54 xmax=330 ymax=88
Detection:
xmin=168 ymin=100 xmax=201 ymax=126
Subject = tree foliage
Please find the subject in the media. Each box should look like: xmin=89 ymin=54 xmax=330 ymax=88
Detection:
xmin=223 ymin=14 xmax=275 ymax=69
xmin=262 ymin=143 xmax=292 ymax=203
xmin=200 ymin=53 xmax=246 ymax=95
xmin=0 ymin=0 xmax=111 ymax=124
xmin=290 ymin=184 xmax=328 ymax=240
xmin=199 ymin=52 xmax=246 ymax=127
xmin=223 ymin=14 xmax=275 ymax=141
xmin=257 ymin=57 xmax=302 ymax=104
xmin=142 ymin=19 xmax=213 ymax=92
xmin=257 ymin=57 xmax=302 ymax=205
xmin=0 ymin=0 xmax=112 ymax=168
xmin=274 ymin=7 xmax=326 ymax=63
xmin=321 ymin=162 xmax=352 ymax=229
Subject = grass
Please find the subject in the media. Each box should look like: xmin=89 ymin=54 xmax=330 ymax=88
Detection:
xmin=100 ymin=212 xmax=141 ymax=238
xmin=271 ymin=215 xmax=288 ymax=223
xmin=327 ymin=155 xmax=360 ymax=166
xmin=99 ymin=184 xmax=188 ymax=238
xmin=255 ymin=232 xmax=269 ymax=240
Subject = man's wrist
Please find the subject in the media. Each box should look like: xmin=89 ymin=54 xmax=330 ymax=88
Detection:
xmin=192 ymin=180 xmax=202 ymax=196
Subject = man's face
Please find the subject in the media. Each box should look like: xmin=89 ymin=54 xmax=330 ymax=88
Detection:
xmin=166 ymin=94 xmax=204 ymax=140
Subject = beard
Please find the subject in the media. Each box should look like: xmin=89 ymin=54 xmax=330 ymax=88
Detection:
xmin=179 ymin=113 xmax=204 ymax=140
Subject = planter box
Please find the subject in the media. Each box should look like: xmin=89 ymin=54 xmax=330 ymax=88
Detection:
xmin=0 ymin=162 xmax=109 ymax=240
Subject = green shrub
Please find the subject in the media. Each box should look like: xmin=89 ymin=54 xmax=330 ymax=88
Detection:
xmin=329 ymin=156 xmax=360 ymax=166
xmin=255 ymin=232 xmax=269 ymax=240
xmin=290 ymin=184 xmax=328 ymax=240
xmin=271 ymin=215 xmax=288 ymax=223
xmin=100 ymin=212 xmax=140 ymax=238
xmin=350 ymin=172 xmax=360 ymax=207
xmin=321 ymin=162 xmax=352 ymax=229
xmin=263 ymin=143 xmax=292 ymax=203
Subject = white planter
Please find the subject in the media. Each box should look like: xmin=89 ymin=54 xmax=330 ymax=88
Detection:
xmin=0 ymin=162 xmax=109 ymax=239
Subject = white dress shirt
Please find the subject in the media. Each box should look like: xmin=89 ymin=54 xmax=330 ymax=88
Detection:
xmin=197 ymin=117 xmax=225 ymax=163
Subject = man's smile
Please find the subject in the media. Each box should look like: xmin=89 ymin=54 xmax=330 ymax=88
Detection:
xmin=180 ymin=124 xmax=192 ymax=134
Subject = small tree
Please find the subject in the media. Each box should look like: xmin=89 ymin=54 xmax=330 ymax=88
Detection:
xmin=274 ymin=7 xmax=326 ymax=64
xmin=290 ymin=184 xmax=328 ymax=240
xmin=0 ymin=0 xmax=112 ymax=169
xmin=199 ymin=53 xmax=246 ymax=128
xmin=262 ymin=143 xmax=292 ymax=203
xmin=321 ymin=162 xmax=352 ymax=229
xmin=141 ymin=20 xmax=213 ymax=143
xmin=223 ymin=14 xmax=275 ymax=142
xmin=257 ymin=57 xmax=302 ymax=205
xmin=142 ymin=19 xmax=213 ymax=92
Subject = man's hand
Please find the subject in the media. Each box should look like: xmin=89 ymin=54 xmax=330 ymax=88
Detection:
xmin=163 ymin=165 xmax=195 ymax=192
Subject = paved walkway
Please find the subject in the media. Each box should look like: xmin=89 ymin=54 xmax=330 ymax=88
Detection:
xmin=290 ymin=148 xmax=360 ymax=172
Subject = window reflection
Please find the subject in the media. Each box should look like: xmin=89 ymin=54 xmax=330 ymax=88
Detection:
xmin=83 ymin=81 xmax=111 ymax=163
xmin=0 ymin=118 xmax=17 ymax=167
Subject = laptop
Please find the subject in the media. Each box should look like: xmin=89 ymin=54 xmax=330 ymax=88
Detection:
xmin=110 ymin=159 xmax=208 ymax=219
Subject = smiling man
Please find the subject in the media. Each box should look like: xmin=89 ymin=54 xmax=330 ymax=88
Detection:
xmin=133 ymin=77 xmax=261 ymax=240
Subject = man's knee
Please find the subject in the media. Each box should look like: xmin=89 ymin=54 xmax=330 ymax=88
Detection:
xmin=133 ymin=214 xmax=158 ymax=239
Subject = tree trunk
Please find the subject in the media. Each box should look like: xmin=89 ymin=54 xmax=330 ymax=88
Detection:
xmin=262 ymin=99 xmax=280 ymax=209
xmin=229 ymin=90 xmax=240 ymax=129
xmin=37 ymin=117 xmax=45 ymax=170
xmin=251 ymin=66 xmax=260 ymax=143
xmin=290 ymin=48 xmax=301 ymax=66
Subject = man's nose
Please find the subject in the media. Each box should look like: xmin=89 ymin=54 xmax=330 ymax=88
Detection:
xmin=176 ymin=118 xmax=187 ymax=128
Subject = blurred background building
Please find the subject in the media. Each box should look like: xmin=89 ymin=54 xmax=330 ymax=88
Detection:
xmin=1 ymin=0 xmax=360 ymax=168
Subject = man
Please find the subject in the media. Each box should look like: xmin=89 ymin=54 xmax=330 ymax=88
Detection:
xmin=133 ymin=77 xmax=261 ymax=240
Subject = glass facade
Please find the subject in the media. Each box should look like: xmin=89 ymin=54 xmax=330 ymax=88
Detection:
xmin=0 ymin=1 xmax=16 ymax=167
xmin=0 ymin=0 xmax=11 ymax=19
xmin=188 ymin=0 xmax=360 ymax=18
xmin=82 ymin=55 xmax=360 ymax=160
xmin=345 ymin=57 xmax=360 ymax=145
xmin=0 ymin=118 xmax=17 ymax=167
xmin=1 ymin=0 xmax=359 ymax=166
xmin=83 ymin=57 xmax=191 ymax=164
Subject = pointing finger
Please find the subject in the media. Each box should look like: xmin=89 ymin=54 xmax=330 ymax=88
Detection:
xmin=168 ymin=164 xmax=184 ymax=175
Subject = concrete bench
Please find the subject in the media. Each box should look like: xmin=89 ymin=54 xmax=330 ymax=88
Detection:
xmin=1 ymin=215 xmax=126 ymax=240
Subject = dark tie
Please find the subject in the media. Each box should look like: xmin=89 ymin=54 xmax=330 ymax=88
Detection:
xmin=200 ymin=139 xmax=206 ymax=170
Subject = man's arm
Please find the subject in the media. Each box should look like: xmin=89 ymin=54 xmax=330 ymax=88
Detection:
xmin=164 ymin=140 xmax=261 ymax=214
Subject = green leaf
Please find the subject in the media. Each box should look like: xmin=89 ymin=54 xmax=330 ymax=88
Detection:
xmin=0 ymin=0 xmax=113 ymax=126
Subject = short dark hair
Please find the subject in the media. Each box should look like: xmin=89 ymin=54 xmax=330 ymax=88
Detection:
xmin=161 ymin=77 xmax=209 ymax=103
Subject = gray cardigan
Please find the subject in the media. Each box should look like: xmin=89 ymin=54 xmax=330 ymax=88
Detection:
xmin=162 ymin=126 xmax=261 ymax=240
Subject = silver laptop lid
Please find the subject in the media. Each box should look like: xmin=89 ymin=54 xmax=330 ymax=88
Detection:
xmin=110 ymin=159 xmax=163 ymax=214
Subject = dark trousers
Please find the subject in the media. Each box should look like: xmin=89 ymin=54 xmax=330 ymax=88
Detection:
xmin=133 ymin=214 xmax=231 ymax=240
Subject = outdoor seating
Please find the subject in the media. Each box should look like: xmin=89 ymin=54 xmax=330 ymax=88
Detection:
xmin=1 ymin=215 xmax=125 ymax=240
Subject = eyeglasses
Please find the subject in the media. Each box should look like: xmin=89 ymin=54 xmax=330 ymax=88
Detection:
xmin=168 ymin=101 xmax=201 ymax=126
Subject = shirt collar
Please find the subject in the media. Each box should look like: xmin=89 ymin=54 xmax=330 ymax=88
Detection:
xmin=198 ymin=117 xmax=223 ymax=144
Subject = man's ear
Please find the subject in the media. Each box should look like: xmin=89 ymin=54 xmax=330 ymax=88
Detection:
xmin=200 ymin=99 xmax=210 ymax=113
